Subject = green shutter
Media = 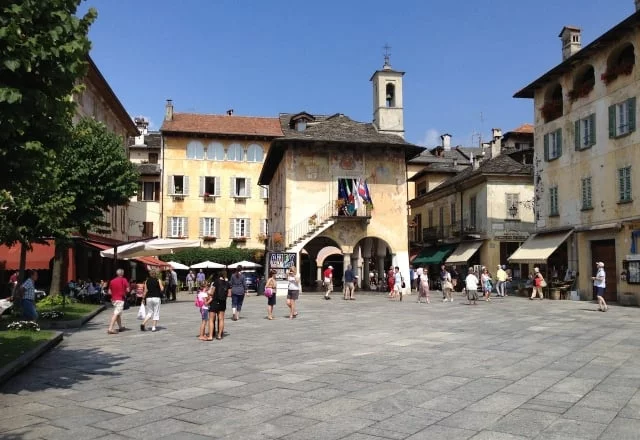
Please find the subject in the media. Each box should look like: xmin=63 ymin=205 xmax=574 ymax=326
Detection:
xmin=618 ymin=168 xmax=625 ymax=201
xmin=556 ymin=128 xmax=562 ymax=157
xmin=626 ymin=167 xmax=632 ymax=201
xmin=544 ymin=133 xmax=549 ymax=161
xmin=589 ymin=113 xmax=596 ymax=145
xmin=574 ymin=120 xmax=580 ymax=150
xmin=609 ymin=105 xmax=616 ymax=138
xmin=628 ymin=97 xmax=636 ymax=133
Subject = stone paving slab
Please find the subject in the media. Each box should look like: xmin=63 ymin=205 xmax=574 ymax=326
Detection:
xmin=3 ymin=292 xmax=640 ymax=439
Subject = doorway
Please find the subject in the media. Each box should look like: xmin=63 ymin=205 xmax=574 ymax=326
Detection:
xmin=590 ymin=239 xmax=617 ymax=302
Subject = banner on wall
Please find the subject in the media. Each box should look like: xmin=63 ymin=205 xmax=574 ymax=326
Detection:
xmin=267 ymin=252 xmax=297 ymax=281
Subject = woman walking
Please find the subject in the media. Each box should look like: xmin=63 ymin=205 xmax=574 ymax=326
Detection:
xmin=481 ymin=267 xmax=492 ymax=301
xmin=286 ymin=266 xmax=301 ymax=319
xmin=418 ymin=268 xmax=430 ymax=303
xmin=265 ymin=269 xmax=277 ymax=320
xmin=592 ymin=261 xmax=608 ymax=312
xmin=141 ymin=269 xmax=164 ymax=332
xmin=209 ymin=272 xmax=230 ymax=340
xmin=442 ymin=267 xmax=454 ymax=302
xmin=230 ymin=267 xmax=247 ymax=321
xmin=530 ymin=267 xmax=545 ymax=300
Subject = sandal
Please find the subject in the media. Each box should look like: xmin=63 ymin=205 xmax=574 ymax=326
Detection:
xmin=107 ymin=330 xmax=118 ymax=335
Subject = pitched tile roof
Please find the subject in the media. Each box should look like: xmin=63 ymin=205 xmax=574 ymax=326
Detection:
xmin=434 ymin=154 xmax=532 ymax=192
xmin=510 ymin=123 xmax=534 ymax=134
xmin=161 ymin=113 xmax=283 ymax=138
xmin=129 ymin=132 xmax=161 ymax=149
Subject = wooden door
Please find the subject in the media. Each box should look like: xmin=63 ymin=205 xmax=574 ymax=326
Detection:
xmin=590 ymin=239 xmax=617 ymax=302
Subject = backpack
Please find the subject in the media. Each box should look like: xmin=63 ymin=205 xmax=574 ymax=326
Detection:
xmin=194 ymin=294 xmax=205 ymax=308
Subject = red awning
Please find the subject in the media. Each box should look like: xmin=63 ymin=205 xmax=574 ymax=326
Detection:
xmin=0 ymin=240 xmax=55 ymax=270
xmin=85 ymin=240 xmax=168 ymax=269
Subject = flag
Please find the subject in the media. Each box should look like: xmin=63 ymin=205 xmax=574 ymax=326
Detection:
xmin=345 ymin=179 xmax=355 ymax=215
xmin=337 ymin=179 xmax=348 ymax=215
xmin=352 ymin=179 xmax=360 ymax=210
xmin=358 ymin=178 xmax=373 ymax=205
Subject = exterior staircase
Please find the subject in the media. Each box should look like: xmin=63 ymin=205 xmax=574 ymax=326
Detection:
xmin=284 ymin=201 xmax=335 ymax=253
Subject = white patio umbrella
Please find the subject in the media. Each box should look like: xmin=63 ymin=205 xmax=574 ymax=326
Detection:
xmin=100 ymin=238 xmax=201 ymax=259
xmin=227 ymin=260 xmax=263 ymax=269
xmin=190 ymin=260 xmax=226 ymax=269
xmin=166 ymin=261 xmax=190 ymax=270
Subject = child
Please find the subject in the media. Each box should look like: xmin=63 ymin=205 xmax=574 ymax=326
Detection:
xmin=196 ymin=285 xmax=211 ymax=341
xmin=418 ymin=273 xmax=430 ymax=304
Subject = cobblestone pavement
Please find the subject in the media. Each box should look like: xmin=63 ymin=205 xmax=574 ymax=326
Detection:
xmin=2 ymin=291 xmax=640 ymax=439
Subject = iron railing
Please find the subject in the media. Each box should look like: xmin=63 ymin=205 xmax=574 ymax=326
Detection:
xmin=284 ymin=201 xmax=335 ymax=249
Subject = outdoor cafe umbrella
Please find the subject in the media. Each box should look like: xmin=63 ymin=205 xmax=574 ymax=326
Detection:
xmin=100 ymin=238 xmax=201 ymax=259
xmin=227 ymin=260 xmax=262 ymax=269
xmin=167 ymin=261 xmax=190 ymax=270
xmin=190 ymin=260 xmax=226 ymax=269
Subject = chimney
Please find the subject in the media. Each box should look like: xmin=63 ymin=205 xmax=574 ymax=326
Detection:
xmin=492 ymin=128 xmax=502 ymax=140
xmin=441 ymin=133 xmax=452 ymax=150
xmin=134 ymin=116 xmax=149 ymax=135
xmin=164 ymin=99 xmax=174 ymax=122
xmin=559 ymin=26 xmax=582 ymax=60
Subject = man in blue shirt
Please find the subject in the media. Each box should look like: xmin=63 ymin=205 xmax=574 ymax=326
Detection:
xmin=343 ymin=265 xmax=356 ymax=300
xmin=17 ymin=270 xmax=39 ymax=321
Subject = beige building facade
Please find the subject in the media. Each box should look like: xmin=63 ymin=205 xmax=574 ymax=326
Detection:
xmin=160 ymin=103 xmax=281 ymax=249
xmin=515 ymin=3 xmax=640 ymax=302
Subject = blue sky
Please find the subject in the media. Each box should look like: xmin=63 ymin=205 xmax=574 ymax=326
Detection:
xmin=81 ymin=0 xmax=632 ymax=146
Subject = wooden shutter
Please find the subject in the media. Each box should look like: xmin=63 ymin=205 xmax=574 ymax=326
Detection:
xmin=574 ymin=120 xmax=580 ymax=150
xmin=556 ymin=128 xmax=562 ymax=158
xmin=245 ymin=218 xmax=250 ymax=237
xmin=199 ymin=177 xmax=205 ymax=196
xmin=167 ymin=217 xmax=172 ymax=237
xmin=609 ymin=105 xmax=616 ymax=138
xmin=154 ymin=182 xmax=160 ymax=201
xmin=137 ymin=183 xmax=142 ymax=201
xmin=543 ymin=134 xmax=549 ymax=161
xmin=260 ymin=219 xmax=266 ymax=234
xmin=246 ymin=178 xmax=251 ymax=198
xmin=167 ymin=175 xmax=174 ymax=195
xmin=215 ymin=218 xmax=220 ymax=237
xmin=589 ymin=113 xmax=596 ymax=146
xmin=628 ymin=97 xmax=636 ymax=133
xmin=214 ymin=177 xmax=221 ymax=196
xmin=183 ymin=217 xmax=188 ymax=237
xmin=183 ymin=176 xmax=190 ymax=196
xmin=230 ymin=218 xmax=235 ymax=238
xmin=230 ymin=177 xmax=235 ymax=197
xmin=199 ymin=218 xmax=204 ymax=237
xmin=618 ymin=169 xmax=625 ymax=201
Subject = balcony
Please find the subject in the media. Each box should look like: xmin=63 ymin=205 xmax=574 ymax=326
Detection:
xmin=333 ymin=201 xmax=372 ymax=219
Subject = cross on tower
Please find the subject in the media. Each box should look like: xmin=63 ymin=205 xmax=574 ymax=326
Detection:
xmin=383 ymin=44 xmax=391 ymax=67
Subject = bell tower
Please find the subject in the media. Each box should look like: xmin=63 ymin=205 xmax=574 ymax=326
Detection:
xmin=370 ymin=45 xmax=405 ymax=138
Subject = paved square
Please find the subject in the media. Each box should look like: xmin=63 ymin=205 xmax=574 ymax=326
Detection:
xmin=2 ymin=292 xmax=640 ymax=439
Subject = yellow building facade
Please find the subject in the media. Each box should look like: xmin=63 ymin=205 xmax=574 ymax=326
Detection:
xmin=515 ymin=5 xmax=640 ymax=303
xmin=160 ymin=102 xmax=282 ymax=249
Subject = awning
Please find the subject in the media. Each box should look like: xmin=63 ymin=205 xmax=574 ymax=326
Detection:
xmin=446 ymin=241 xmax=484 ymax=265
xmin=412 ymin=244 xmax=456 ymax=265
xmin=85 ymin=240 xmax=169 ymax=269
xmin=0 ymin=240 xmax=55 ymax=270
xmin=508 ymin=230 xmax=573 ymax=264
xmin=409 ymin=247 xmax=421 ymax=263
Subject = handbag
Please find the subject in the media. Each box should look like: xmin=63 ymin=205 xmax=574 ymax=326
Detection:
xmin=401 ymin=276 xmax=406 ymax=289
xmin=137 ymin=303 xmax=146 ymax=320
xmin=264 ymin=287 xmax=273 ymax=298
xmin=540 ymin=279 xmax=547 ymax=288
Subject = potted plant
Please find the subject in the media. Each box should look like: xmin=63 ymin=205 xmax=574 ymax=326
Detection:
xmin=308 ymin=214 xmax=318 ymax=226
xmin=257 ymin=233 xmax=267 ymax=243
xmin=567 ymin=82 xmax=594 ymax=101
xmin=202 ymin=236 xmax=216 ymax=242
xmin=540 ymin=101 xmax=562 ymax=121
xmin=272 ymin=232 xmax=283 ymax=245
xmin=601 ymin=62 xmax=634 ymax=84
xmin=232 ymin=236 xmax=247 ymax=243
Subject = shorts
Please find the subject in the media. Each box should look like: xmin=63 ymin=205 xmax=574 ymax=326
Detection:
xmin=267 ymin=293 xmax=276 ymax=306
xmin=209 ymin=299 xmax=227 ymax=313
xmin=287 ymin=289 xmax=300 ymax=300
xmin=112 ymin=300 xmax=124 ymax=316
xmin=201 ymin=308 xmax=209 ymax=320
xmin=393 ymin=283 xmax=401 ymax=293
xmin=595 ymin=286 xmax=605 ymax=297
xmin=467 ymin=289 xmax=478 ymax=301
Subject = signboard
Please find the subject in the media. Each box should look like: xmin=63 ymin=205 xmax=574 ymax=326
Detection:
xmin=267 ymin=252 xmax=297 ymax=281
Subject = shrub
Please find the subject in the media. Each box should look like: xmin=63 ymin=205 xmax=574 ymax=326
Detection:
xmin=38 ymin=295 xmax=77 ymax=307
xmin=40 ymin=310 xmax=65 ymax=320
xmin=7 ymin=321 xmax=40 ymax=331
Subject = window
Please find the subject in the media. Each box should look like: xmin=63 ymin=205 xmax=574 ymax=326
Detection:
xmin=200 ymin=218 xmax=219 ymax=238
xmin=469 ymin=196 xmax=477 ymax=228
xmin=260 ymin=219 xmax=269 ymax=235
xmin=199 ymin=176 xmax=220 ymax=197
xmin=168 ymin=175 xmax=189 ymax=196
xmin=120 ymin=207 xmax=125 ymax=233
xmin=230 ymin=177 xmax=250 ymax=198
xmin=575 ymin=115 xmax=596 ymax=150
xmin=295 ymin=120 xmax=307 ymax=131
xmin=549 ymin=186 xmax=559 ymax=216
xmin=618 ymin=166 xmax=632 ymax=202
xmin=581 ymin=177 xmax=592 ymax=209
xmin=246 ymin=144 xmax=264 ymax=162
xmin=450 ymin=202 xmax=456 ymax=224
xmin=227 ymin=143 xmax=244 ymax=161
xmin=428 ymin=209 xmax=433 ymax=228
xmin=417 ymin=181 xmax=427 ymax=196
xmin=438 ymin=206 xmax=444 ymax=234
xmin=139 ymin=181 xmax=160 ymax=202
xmin=186 ymin=141 xmax=205 ymax=160
xmin=206 ymin=142 xmax=225 ymax=161
xmin=142 ymin=222 xmax=153 ymax=237
xmin=111 ymin=207 xmax=117 ymax=231
xmin=515 ymin=142 xmax=530 ymax=150
xmin=168 ymin=217 xmax=187 ymax=237
xmin=609 ymin=97 xmax=636 ymax=137
xmin=148 ymin=153 xmax=158 ymax=164
xmin=385 ymin=83 xmax=396 ymax=107
xmin=260 ymin=186 xmax=269 ymax=199
xmin=231 ymin=218 xmax=250 ymax=238
xmin=544 ymin=129 xmax=562 ymax=161
xmin=506 ymin=193 xmax=520 ymax=219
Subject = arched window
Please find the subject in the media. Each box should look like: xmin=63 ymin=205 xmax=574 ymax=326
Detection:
xmin=206 ymin=142 xmax=225 ymax=161
xmin=186 ymin=141 xmax=205 ymax=160
xmin=604 ymin=43 xmax=635 ymax=84
xmin=246 ymin=144 xmax=264 ymax=162
xmin=227 ymin=143 xmax=244 ymax=161
xmin=569 ymin=65 xmax=595 ymax=101
xmin=385 ymin=83 xmax=396 ymax=107
xmin=541 ymin=84 xmax=563 ymax=123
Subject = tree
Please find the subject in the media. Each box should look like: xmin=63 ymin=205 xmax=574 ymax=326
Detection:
xmin=0 ymin=0 xmax=96 ymax=278
xmin=49 ymin=118 xmax=139 ymax=294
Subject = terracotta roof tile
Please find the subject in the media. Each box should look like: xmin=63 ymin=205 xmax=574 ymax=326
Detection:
xmin=511 ymin=123 xmax=534 ymax=134
xmin=161 ymin=113 xmax=283 ymax=137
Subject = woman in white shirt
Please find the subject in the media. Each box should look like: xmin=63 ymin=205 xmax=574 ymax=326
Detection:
xmin=287 ymin=266 xmax=301 ymax=319
xmin=592 ymin=261 xmax=608 ymax=312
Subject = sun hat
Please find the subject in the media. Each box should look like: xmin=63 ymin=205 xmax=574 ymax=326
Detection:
xmin=596 ymin=262 xmax=605 ymax=267
xmin=328 ymin=265 xmax=333 ymax=269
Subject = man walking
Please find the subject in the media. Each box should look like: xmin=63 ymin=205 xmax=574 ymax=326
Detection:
xmin=186 ymin=270 xmax=195 ymax=293
xmin=344 ymin=264 xmax=356 ymax=300
xmin=323 ymin=265 xmax=333 ymax=300
xmin=16 ymin=270 xmax=38 ymax=321
xmin=465 ymin=267 xmax=479 ymax=305
xmin=496 ymin=265 xmax=508 ymax=297
xmin=592 ymin=261 xmax=608 ymax=312
xmin=168 ymin=268 xmax=178 ymax=301
xmin=107 ymin=269 xmax=129 ymax=334
xmin=196 ymin=269 xmax=206 ymax=288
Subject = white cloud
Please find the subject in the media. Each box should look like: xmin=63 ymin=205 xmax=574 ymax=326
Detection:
xmin=419 ymin=128 xmax=440 ymax=147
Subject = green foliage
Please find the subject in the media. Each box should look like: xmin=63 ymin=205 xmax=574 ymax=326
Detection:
xmin=0 ymin=0 xmax=96 ymax=247
xmin=160 ymin=247 xmax=266 ymax=267
xmin=37 ymin=295 xmax=76 ymax=307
